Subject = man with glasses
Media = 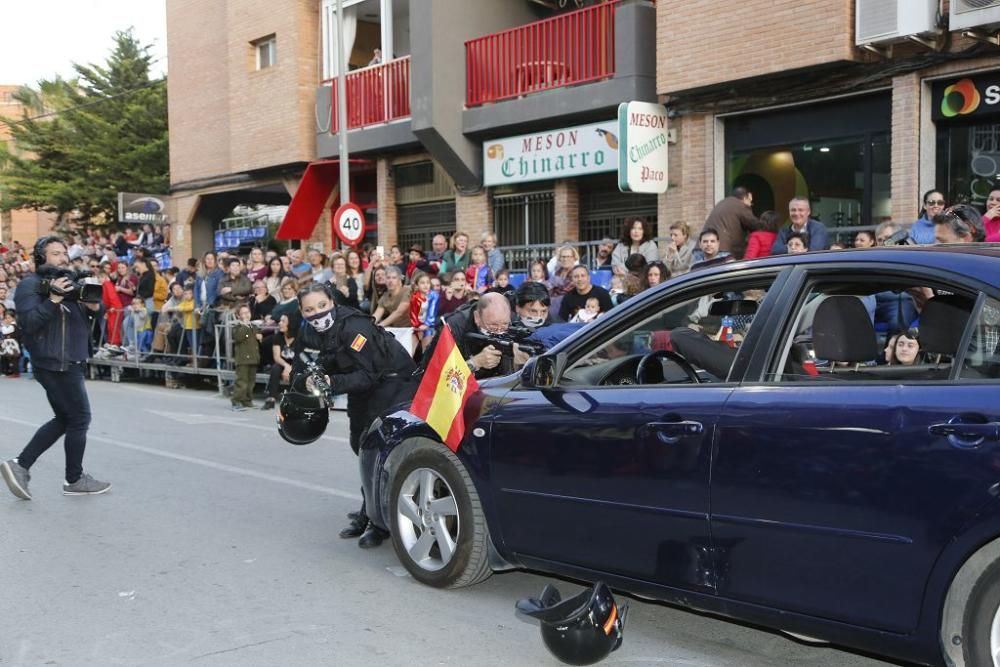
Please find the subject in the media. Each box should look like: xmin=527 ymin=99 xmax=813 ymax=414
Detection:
xmin=934 ymin=204 xmax=986 ymax=244
xmin=911 ymin=190 xmax=946 ymax=245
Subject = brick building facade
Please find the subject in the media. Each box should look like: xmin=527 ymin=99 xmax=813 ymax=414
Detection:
xmin=657 ymin=0 xmax=1000 ymax=243
xmin=0 ymin=85 xmax=58 ymax=248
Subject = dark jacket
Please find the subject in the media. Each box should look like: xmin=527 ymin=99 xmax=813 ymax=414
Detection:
xmin=217 ymin=274 xmax=253 ymax=309
xmin=14 ymin=272 xmax=103 ymax=372
xmin=294 ymin=307 xmax=415 ymax=399
xmin=232 ymin=321 xmax=260 ymax=365
xmin=423 ymin=303 xmax=502 ymax=380
xmin=704 ymin=196 xmax=759 ymax=257
xmin=770 ymin=219 xmax=830 ymax=255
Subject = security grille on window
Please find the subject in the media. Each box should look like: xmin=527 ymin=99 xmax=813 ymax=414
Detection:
xmin=255 ymin=36 xmax=277 ymax=70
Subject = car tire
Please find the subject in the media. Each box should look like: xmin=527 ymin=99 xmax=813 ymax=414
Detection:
xmin=388 ymin=443 xmax=492 ymax=589
xmin=962 ymin=558 xmax=1000 ymax=666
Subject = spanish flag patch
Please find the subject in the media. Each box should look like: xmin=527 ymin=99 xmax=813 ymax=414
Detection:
xmin=350 ymin=334 xmax=367 ymax=352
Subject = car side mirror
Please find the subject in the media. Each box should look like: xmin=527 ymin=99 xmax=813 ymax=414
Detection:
xmin=521 ymin=353 xmax=562 ymax=388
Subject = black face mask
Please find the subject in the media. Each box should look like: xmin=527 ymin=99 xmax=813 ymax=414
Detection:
xmin=305 ymin=308 xmax=335 ymax=332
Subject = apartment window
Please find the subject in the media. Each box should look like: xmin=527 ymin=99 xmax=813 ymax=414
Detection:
xmin=254 ymin=36 xmax=277 ymax=70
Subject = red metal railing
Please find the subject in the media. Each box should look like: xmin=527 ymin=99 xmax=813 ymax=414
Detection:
xmin=325 ymin=56 xmax=411 ymax=133
xmin=465 ymin=1 xmax=617 ymax=107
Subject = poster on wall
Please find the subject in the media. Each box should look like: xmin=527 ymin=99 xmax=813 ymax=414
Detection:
xmin=118 ymin=193 xmax=170 ymax=225
xmin=618 ymin=101 xmax=669 ymax=194
xmin=482 ymin=120 xmax=619 ymax=187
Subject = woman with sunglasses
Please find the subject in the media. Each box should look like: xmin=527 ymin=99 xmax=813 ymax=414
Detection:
xmin=911 ymin=190 xmax=946 ymax=245
xmin=885 ymin=329 xmax=922 ymax=366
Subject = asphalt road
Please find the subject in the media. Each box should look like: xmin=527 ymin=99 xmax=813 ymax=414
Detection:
xmin=0 ymin=376 xmax=903 ymax=667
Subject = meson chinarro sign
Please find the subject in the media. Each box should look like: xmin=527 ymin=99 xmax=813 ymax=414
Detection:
xmin=618 ymin=101 xmax=669 ymax=194
xmin=482 ymin=120 xmax=619 ymax=187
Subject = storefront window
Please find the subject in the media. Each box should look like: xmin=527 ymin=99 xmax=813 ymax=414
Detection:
xmin=727 ymin=133 xmax=890 ymax=232
xmin=724 ymin=94 xmax=892 ymax=238
xmin=936 ymin=122 xmax=1000 ymax=209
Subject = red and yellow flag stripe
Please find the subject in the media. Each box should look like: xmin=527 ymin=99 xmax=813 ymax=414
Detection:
xmin=409 ymin=324 xmax=480 ymax=451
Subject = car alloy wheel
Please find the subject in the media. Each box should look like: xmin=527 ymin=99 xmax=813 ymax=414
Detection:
xmin=395 ymin=467 xmax=459 ymax=572
xmin=388 ymin=443 xmax=492 ymax=588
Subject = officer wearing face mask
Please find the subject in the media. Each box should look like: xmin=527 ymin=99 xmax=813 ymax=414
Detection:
xmin=512 ymin=281 xmax=554 ymax=331
xmin=292 ymin=282 xmax=416 ymax=549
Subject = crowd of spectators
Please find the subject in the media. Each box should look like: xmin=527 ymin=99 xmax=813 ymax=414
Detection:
xmin=0 ymin=185 xmax=996 ymax=391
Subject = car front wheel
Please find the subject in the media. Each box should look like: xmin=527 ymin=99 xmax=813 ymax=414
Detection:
xmin=388 ymin=443 xmax=492 ymax=588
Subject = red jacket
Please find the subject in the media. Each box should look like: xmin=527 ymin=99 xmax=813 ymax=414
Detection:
xmin=744 ymin=231 xmax=777 ymax=259
xmin=410 ymin=290 xmax=427 ymax=328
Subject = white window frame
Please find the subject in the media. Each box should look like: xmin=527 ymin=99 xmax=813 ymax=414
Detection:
xmin=255 ymin=36 xmax=277 ymax=70
xmin=321 ymin=0 xmax=396 ymax=81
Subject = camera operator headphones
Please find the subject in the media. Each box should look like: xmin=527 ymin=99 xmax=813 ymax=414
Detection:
xmin=33 ymin=235 xmax=67 ymax=267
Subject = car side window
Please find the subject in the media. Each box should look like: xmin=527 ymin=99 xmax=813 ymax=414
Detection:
xmin=769 ymin=278 xmax=977 ymax=383
xmin=559 ymin=276 xmax=778 ymax=387
xmin=960 ymin=296 xmax=1000 ymax=380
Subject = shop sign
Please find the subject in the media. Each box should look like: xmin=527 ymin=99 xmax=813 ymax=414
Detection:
xmin=617 ymin=101 xmax=669 ymax=194
xmin=932 ymin=72 xmax=1000 ymax=121
xmin=117 ymin=192 xmax=169 ymax=224
xmin=482 ymin=120 xmax=618 ymax=187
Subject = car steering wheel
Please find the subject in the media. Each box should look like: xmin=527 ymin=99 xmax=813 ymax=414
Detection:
xmin=635 ymin=350 xmax=701 ymax=385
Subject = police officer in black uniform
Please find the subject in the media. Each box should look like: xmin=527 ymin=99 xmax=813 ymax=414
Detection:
xmin=293 ymin=282 xmax=415 ymax=548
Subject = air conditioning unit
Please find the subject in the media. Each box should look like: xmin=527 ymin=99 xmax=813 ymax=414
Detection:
xmin=856 ymin=0 xmax=938 ymax=45
xmin=951 ymin=0 xmax=1000 ymax=31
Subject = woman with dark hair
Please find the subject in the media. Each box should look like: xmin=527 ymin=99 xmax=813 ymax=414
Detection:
xmin=528 ymin=260 xmax=550 ymax=288
xmin=911 ymin=189 xmax=946 ymax=244
xmin=744 ymin=211 xmax=781 ymax=259
xmin=264 ymin=257 xmax=287 ymax=300
xmin=982 ymin=188 xmax=1000 ymax=242
xmin=330 ymin=254 xmax=361 ymax=309
xmin=640 ymin=261 xmax=670 ymax=291
xmin=854 ymin=230 xmax=877 ymax=248
xmin=611 ymin=218 xmax=659 ymax=275
xmin=885 ymin=329 xmax=922 ymax=366
xmin=262 ymin=311 xmax=301 ymax=410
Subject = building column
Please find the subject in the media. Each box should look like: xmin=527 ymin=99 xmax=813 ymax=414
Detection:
xmin=661 ymin=113 xmax=712 ymax=239
xmin=892 ymin=72 xmax=921 ymax=224
xmin=456 ymin=189 xmax=492 ymax=245
xmin=377 ymin=158 xmax=398 ymax=248
xmin=169 ymin=193 xmax=200 ymax=262
xmin=553 ymin=178 xmax=579 ymax=242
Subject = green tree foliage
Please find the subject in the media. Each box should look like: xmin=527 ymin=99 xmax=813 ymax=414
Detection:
xmin=0 ymin=30 xmax=168 ymax=221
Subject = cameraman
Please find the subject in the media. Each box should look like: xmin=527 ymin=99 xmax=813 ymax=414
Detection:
xmin=0 ymin=237 xmax=111 ymax=501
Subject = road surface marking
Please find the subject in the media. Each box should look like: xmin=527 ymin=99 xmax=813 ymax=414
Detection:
xmin=0 ymin=415 xmax=362 ymax=501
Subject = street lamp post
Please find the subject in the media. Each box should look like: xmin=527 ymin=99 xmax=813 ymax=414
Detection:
xmin=336 ymin=0 xmax=350 ymax=225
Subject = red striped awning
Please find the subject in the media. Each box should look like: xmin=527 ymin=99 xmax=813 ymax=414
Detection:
xmin=276 ymin=159 xmax=371 ymax=241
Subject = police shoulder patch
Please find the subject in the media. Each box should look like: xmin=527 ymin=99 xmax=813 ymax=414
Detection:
xmin=350 ymin=334 xmax=367 ymax=352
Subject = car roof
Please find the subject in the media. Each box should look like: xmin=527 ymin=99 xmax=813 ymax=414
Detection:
xmin=683 ymin=243 xmax=1000 ymax=289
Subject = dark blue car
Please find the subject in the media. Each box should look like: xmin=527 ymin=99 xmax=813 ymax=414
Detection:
xmin=359 ymin=245 xmax=1000 ymax=666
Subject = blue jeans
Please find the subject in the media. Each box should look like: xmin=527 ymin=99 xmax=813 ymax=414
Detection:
xmin=17 ymin=364 xmax=92 ymax=484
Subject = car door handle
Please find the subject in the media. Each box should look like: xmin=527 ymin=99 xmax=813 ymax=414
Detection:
xmin=639 ymin=420 xmax=704 ymax=445
xmin=928 ymin=420 xmax=1000 ymax=449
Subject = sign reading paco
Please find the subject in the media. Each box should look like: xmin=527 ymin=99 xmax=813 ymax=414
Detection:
xmin=118 ymin=193 xmax=169 ymax=225
xmin=482 ymin=120 xmax=619 ymax=187
xmin=617 ymin=101 xmax=669 ymax=194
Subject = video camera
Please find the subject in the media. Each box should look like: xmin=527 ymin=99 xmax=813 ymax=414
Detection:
xmin=467 ymin=324 xmax=547 ymax=375
xmin=880 ymin=229 xmax=917 ymax=247
xmin=36 ymin=266 xmax=103 ymax=304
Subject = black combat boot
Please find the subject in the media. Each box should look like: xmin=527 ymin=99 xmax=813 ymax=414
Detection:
xmin=358 ymin=525 xmax=390 ymax=549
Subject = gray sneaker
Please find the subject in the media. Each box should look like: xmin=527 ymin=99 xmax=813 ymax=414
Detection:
xmin=1 ymin=459 xmax=31 ymax=500
xmin=63 ymin=473 xmax=111 ymax=496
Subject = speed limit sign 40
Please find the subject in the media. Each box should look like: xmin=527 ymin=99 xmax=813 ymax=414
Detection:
xmin=333 ymin=202 xmax=365 ymax=246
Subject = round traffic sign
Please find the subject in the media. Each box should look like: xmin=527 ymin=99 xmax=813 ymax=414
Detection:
xmin=333 ymin=202 xmax=365 ymax=246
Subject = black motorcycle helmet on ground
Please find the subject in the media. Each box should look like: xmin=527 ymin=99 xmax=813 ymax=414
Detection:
xmin=516 ymin=581 xmax=627 ymax=666
xmin=276 ymin=389 xmax=329 ymax=445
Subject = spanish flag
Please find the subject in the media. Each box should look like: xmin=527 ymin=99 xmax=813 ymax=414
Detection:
xmin=409 ymin=324 xmax=480 ymax=452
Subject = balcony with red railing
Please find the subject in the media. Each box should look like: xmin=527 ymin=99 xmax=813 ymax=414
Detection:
xmin=323 ymin=56 xmax=411 ymax=133
xmin=465 ymin=2 xmax=618 ymax=108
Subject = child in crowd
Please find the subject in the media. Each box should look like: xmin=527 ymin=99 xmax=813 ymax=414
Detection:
xmin=176 ymin=286 xmax=198 ymax=359
xmin=1 ymin=307 xmax=20 ymax=377
xmin=609 ymin=274 xmax=627 ymax=306
xmin=409 ymin=272 xmax=439 ymax=353
xmin=231 ymin=304 xmax=261 ymax=411
xmin=485 ymin=269 xmax=514 ymax=300
xmin=854 ymin=230 xmax=877 ymax=248
xmin=744 ymin=210 xmax=780 ymax=259
xmin=528 ymin=260 xmax=550 ymax=289
xmin=786 ymin=232 xmax=809 ymax=255
xmin=571 ymin=297 xmax=602 ymax=324
xmin=465 ymin=245 xmax=494 ymax=293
